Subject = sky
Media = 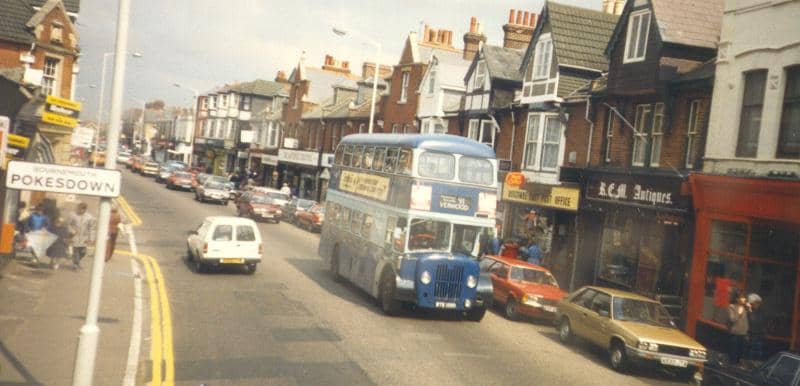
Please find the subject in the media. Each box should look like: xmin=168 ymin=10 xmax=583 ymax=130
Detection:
xmin=75 ymin=0 xmax=599 ymax=120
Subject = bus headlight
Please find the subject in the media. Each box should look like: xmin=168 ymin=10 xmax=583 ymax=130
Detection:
xmin=420 ymin=270 xmax=432 ymax=285
xmin=466 ymin=275 xmax=477 ymax=288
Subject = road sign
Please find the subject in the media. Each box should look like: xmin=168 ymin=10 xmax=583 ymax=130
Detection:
xmin=7 ymin=133 xmax=30 ymax=149
xmin=5 ymin=160 xmax=121 ymax=198
xmin=42 ymin=111 xmax=78 ymax=128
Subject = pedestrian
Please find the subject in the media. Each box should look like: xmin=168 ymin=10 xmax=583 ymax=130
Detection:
xmin=746 ymin=293 xmax=765 ymax=362
xmin=280 ymin=182 xmax=291 ymax=196
xmin=105 ymin=208 xmax=122 ymax=262
xmin=46 ymin=217 xmax=70 ymax=270
xmin=488 ymin=226 xmax=502 ymax=256
xmin=68 ymin=202 xmax=96 ymax=270
xmin=26 ymin=204 xmax=51 ymax=264
xmin=727 ymin=292 xmax=750 ymax=365
xmin=14 ymin=201 xmax=28 ymax=250
xmin=526 ymin=239 xmax=543 ymax=266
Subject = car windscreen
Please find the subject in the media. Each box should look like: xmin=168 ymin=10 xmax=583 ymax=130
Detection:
xmin=612 ymin=298 xmax=673 ymax=327
xmin=509 ymin=267 xmax=559 ymax=287
xmin=251 ymin=194 xmax=271 ymax=204
xmin=174 ymin=172 xmax=192 ymax=178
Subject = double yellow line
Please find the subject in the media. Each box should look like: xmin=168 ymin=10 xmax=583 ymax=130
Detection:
xmin=116 ymin=197 xmax=174 ymax=386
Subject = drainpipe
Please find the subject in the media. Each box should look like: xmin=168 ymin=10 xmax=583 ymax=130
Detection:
xmin=584 ymin=96 xmax=594 ymax=167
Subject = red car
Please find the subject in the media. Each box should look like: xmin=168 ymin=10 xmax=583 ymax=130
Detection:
xmin=235 ymin=191 xmax=282 ymax=223
xmin=165 ymin=171 xmax=194 ymax=190
xmin=295 ymin=204 xmax=324 ymax=232
xmin=480 ymin=255 xmax=567 ymax=321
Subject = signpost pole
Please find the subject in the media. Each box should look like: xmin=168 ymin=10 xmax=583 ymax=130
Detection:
xmin=72 ymin=0 xmax=130 ymax=384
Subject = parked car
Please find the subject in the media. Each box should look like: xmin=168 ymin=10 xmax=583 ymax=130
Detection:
xmin=206 ymin=175 xmax=236 ymax=199
xmin=250 ymin=187 xmax=291 ymax=206
xmin=91 ymin=151 xmax=106 ymax=166
xmin=141 ymin=161 xmax=160 ymax=177
xmin=555 ymin=286 xmax=706 ymax=379
xmin=166 ymin=171 xmax=194 ymax=190
xmin=195 ymin=180 xmax=229 ymax=204
xmin=128 ymin=155 xmax=142 ymax=170
xmin=118 ymin=151 xmax=131 ymax=165
xmin=296 ymin=203 xmax=324 ymax=231
xmin=479 ymin=255 xmax=566 ymax=321
xmin=702 ymin=351 xmax=800 ymax=386
xmin=186 ymin=216 xmax=262 ymax=273
xmin=155 ymin=165 xmax=175 ymax=183
xmin=235 ymin=192 xmax=282 ymax=223
xmin=283 ymin=198 xmax=316 ymax=223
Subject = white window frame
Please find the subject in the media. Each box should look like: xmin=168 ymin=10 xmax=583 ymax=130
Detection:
xmin=219 ymin=94 xmax=228 ymax=109
xmin=400 ymin=71 xmax=410 ymax=102
xmin=242 ymin=95 xmax=251 ymax=111
xmin=428 ymin=69 xmax=437 ymax=94
xmin=50 ymin=24 xmax=63 ymax=44
xmin=604 ymin=108 xmax=614 ymax=163
xmin=226 ymin=119 xmax=235 ymax=140
xmin=202 ymin=97 xmax=208 ymax=110
xmin=202 ymin=120 xmax=210 ymax=137
xmin=230 ymin=94 xmax=239 ymax=109
xmin=473 ymin=61 xmax=486 ymax=90
xmin=624 ymin=10 xmax=651 ymax=64
xmin=631 ymin=104 xmax=652 ymax=167
xmin=532 ymin=34 xmax=553 ymax=80
xmin=522 ymin=113 xmax=563 ymax=172
xmin=392 ymin=123 xmax=399 ymax=133
xmin=42 ymin=56 xmax=61 ymax=96
xmin=686 ymin=99 xmax=702 ymax=168
xmin=266 ymin=122 xmax=279 ymax=148
xmin=650 ymin=103 xmax=664 ymax=167
xmin=210 ymin=95 xmax=217 ymax=109
xmin=467 ymin=119 xmax=495 ymax=147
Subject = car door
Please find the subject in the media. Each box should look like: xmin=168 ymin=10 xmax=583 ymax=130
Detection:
xmin=489 ymin=263 xmax=511 ymax=303
xmin=586 ymin=292 xmax=613 ymax=346
xmin=234 ymin=224 xmax=260 ymax=259
xmin=207 ymin=222 xmax=234 ymax=258
xmin=190 ymin=221 xmax=210 ymax=257
xmin=567 ymin=288 xmax=598 ymax=339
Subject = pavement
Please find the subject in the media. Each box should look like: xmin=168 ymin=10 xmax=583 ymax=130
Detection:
xmin=0 ymin=197 xmax=142 ymax=385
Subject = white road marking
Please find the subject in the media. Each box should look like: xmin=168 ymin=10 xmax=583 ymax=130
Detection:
xmin=442 ymin=352 xmax=490 ymax=359
xmin=123 ymin=225 xmax=143 ymax=386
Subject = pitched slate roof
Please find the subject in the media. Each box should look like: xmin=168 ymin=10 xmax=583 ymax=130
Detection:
xmin=226 ymin=79 xmax=289 ymax=98
xmin=482 ymin=45 xmax=523 ymax=82
xmin=300 ymin=67 xmax=361 ymax=105
xmin=0 ymin=0 xmax=37 ymax=44
xmin=548 ymin=1 xmax=619 ymax=71
xmin=28 ymin=0 xmax=80 ymax=14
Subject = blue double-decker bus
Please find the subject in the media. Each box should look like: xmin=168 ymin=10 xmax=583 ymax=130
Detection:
xmin=319 ymin=134 xmax=497 ymax=321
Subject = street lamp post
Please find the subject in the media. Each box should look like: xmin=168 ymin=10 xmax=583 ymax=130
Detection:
xmin=173 ymin=83 xmax=199 ymax=166
xmin=333 ymin=26 xmax=381 ymax=134
xmin=72 ymin=0 xmax=132 ymax=384
xmin=94 ymin=51 xmax=141 ymax=167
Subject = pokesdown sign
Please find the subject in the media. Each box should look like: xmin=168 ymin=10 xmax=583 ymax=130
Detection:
xmin=5 ymin=161 xmax=121 ymax=198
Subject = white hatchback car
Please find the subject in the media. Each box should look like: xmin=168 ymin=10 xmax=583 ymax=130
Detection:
xmin=187 ymin=216 xmax=263 ymax=273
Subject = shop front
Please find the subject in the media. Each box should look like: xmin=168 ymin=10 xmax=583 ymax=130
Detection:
xmin=572 ymin=169 xmax=694 ymax=319
xmin=277 ymin=148 xmax=333 ymax=200
xmin=501 ymin=172 xmax=580 ymax=288
xmin=687 ymin=173 xmax=800 ymax=355
xmin=248 ymin=152 xmax=279 ymax=188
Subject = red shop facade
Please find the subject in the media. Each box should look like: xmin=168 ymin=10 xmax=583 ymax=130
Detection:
xmin=687 ymin=173 xmax=800 ymax=355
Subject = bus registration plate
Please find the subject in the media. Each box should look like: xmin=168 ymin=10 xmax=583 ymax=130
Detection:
xmin=435 ymin=301 xmax=457 ymax=309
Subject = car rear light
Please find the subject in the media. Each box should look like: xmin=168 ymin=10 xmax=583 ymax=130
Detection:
xmin=203 ymin=243 xmax=208 ymax=253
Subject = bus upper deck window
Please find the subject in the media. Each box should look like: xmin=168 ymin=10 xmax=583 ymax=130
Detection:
xmin=418 ymin=151 xmax=455 ymax=180
xmin=353 ymin=146 xmax=364 ymax=168
xmin=373 ymin=147 xmax=386 ymax=171
xmin=458 ymin=157 xmax=494 ymax=185
xmin=384 ymin=148 xmax=399 ymax=173
xmin=343 ymin=145 xmax=353 ymax=166
xmin=363 ymin=147 xmax=375 ymax=169
xmin=397 ymin=149 xmax=412 ymax=175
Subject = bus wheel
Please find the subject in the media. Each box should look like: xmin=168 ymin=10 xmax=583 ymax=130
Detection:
xmin=330 ymin=247 xmax=342 ymax=282
xmin=466 ymin=307 xmax=486 ymax=322
xmin=379 ymin=272 xmax=401 ymax=316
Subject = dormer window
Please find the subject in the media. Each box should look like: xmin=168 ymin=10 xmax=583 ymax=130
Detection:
xmin=532 ymin=34 xmax=552 ymax=80
xmin=473 ymin=61 xmax=486 ymax=90
xmin=50 ymin=23 xmax=63 ymax=44
xmin=624 ymin=10 xmax=651 ymax=63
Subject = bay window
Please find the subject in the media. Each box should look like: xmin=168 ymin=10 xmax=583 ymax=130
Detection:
xmin=523 ymin=113 xmax=562 ymax=171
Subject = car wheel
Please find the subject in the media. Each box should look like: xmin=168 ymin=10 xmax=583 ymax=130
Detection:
xmin=609 ymin=341 xmax=627 ymax=372
xmin=379 ymin=271 xmax=401 ymax=316
xmin=558 ymin=318 xmax=573 ymax=344
xmin=504 ymin=299 xmax=519 ymax=321
xmin=186 ymin=245 xmax=194 ymax=261
xmin=466 ymin=307 xmax=486 ymax=322
xmin=245 ymin=263 xmax=257 ymax=274
xmin=194 ymin=258 xmax=206 ymax=273
xmin=274 ymin=219 xmax=280 ymax=224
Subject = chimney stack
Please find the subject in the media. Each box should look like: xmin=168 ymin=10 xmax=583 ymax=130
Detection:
xmin=322 ymin=55 xmax=352 ymax=74
xmin=275 ymin=70 xmax=288 ymax=83
xmin=463 ymin=16 xmax=487 ymax=60
xmin=604 ymin=0 xmax=625 ymax=15
xmin=419 ymin=24 xmax=456 ymax=50
xmin=502 ymin=9 xmax=537 ymax=50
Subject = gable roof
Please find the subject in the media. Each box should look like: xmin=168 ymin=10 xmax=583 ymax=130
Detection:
xmin=423 ymin=49 xmax=471 ymax=90
xmin=0 ymin=0 xmax=37 ymax=44
xmin=225 ymin=79 xmax=289 ymax=98
xmin=482 ymin=45 xmax=523 ymax=82
xmin=606 ymin=0 xmax=722 ymax=55
xmin=523 ymin=1 xmax=619 ymax=74
xmin=28 ymin=0 xmax=79 ymax=14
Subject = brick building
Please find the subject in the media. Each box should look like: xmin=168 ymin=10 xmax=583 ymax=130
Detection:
xmin=559 ymin=0 xmax=722 ymax=318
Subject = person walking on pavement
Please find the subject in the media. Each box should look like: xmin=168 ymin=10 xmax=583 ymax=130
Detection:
xmin=68 ymin=202 xmax=96 ymax=270
xmin=46 ymin=217 xmax=70 ymax=270
xmin=105 ymin=208 xmax=122 ymax=262
xmin=26 ymin=204 xmax=51 ymax=264
xmin=727 ymin=292 xmax=750 ymax=365
xmin=280 ymin=182 xmax=291 ymax=196
xmin=746 ymin=293 xmax=765 ymax=362
xmin=526 ymin=239 xmax=543 ymax=266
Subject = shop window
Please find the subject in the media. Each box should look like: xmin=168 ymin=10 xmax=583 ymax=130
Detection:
xmin=702 ymin=220 xmax=799 ymax=341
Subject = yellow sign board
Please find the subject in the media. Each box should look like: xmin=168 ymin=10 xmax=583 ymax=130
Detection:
xmin=503 ymin=184 xmax=580 ymax=211
xmin=7 ymin=134 xmax=30 ymax=149
xmin=45 ymin=95 xmax=82 ymax=111
xmin=340 ymin=170 xmax=390 ymax=202
xmin=42 ymin=112 xmax=78 ymax=129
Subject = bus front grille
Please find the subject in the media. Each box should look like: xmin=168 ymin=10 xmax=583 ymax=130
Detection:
xmin=433 ymin=264 xmax=463 ymax=300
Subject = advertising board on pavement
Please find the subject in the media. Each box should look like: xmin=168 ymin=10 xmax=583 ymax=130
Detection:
xmin=5 ymin=160 xmax=121 ymax=198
